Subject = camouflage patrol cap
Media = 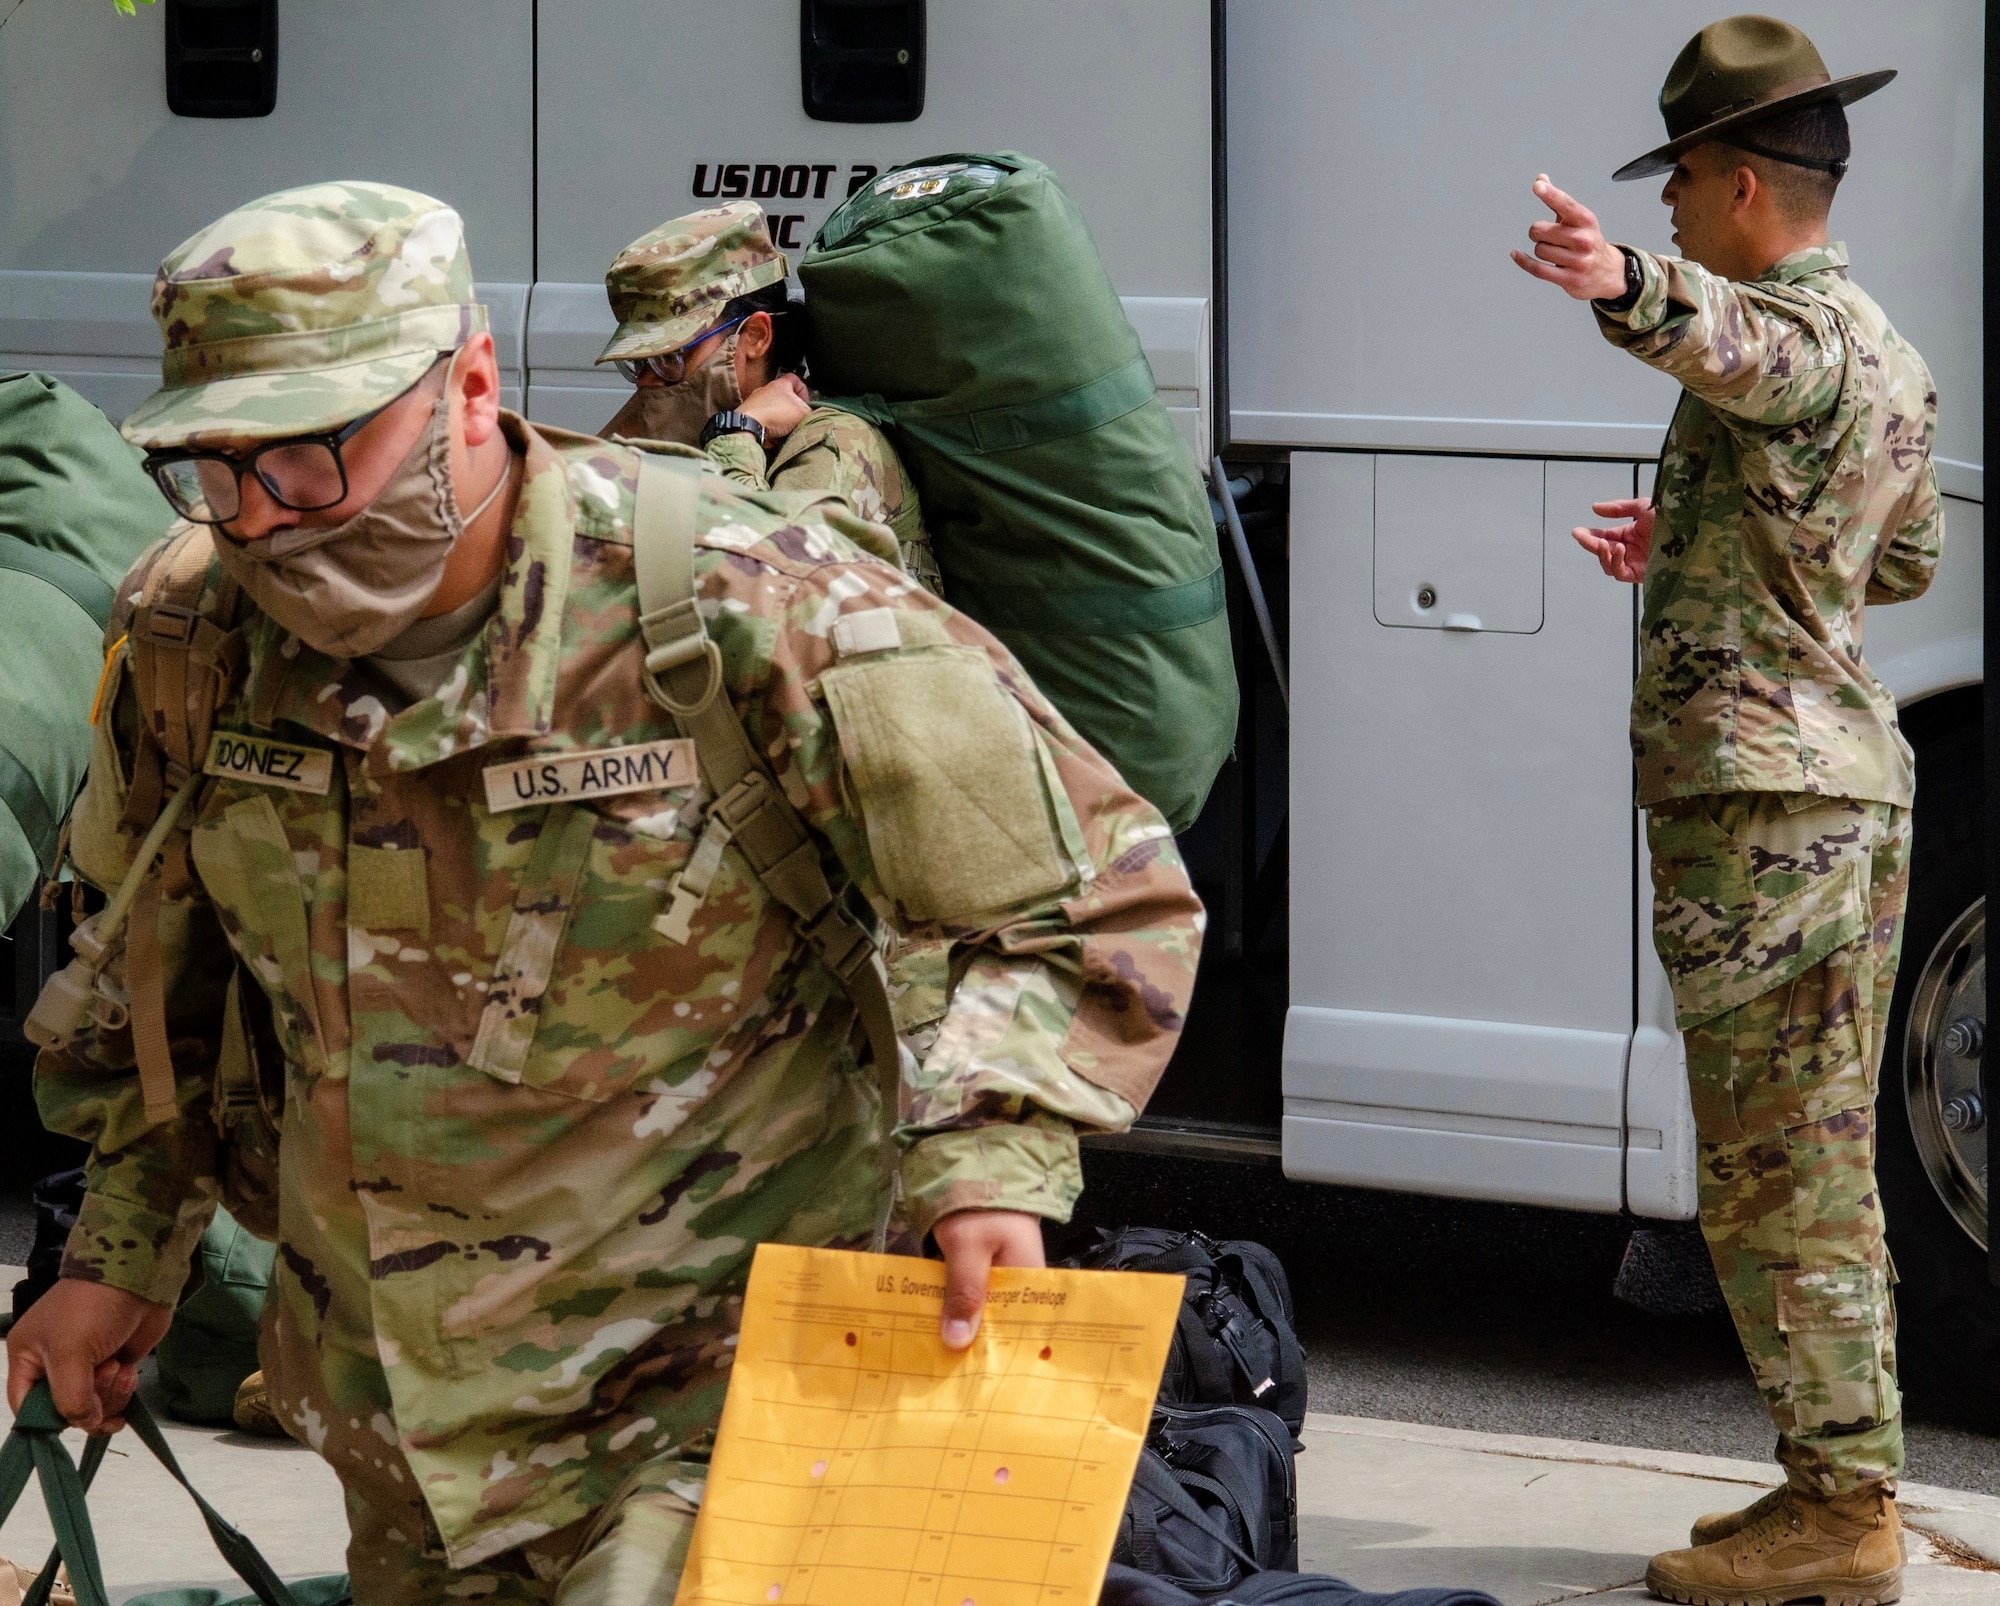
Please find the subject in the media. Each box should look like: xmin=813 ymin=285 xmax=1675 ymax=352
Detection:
xmin=121 ymin=180 xmax=489 ymax=448
xmin=596 ymin=202 xmax=789 ymax=367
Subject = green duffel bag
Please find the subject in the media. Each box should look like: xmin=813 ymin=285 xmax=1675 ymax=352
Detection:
xmin=0 ymin=1381 xmax=348 ymax=1606
xmin=800 ymin=153 xmax=1237 ymax=833
xmin=0 ymin=373 xmax=177 ymax=928
xmin=155 ymin=1208 xmax=275 ymax=1427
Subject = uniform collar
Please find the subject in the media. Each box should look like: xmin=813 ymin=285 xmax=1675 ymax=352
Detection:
xmin=241 ymin=411 xmax=576 ymax=768
xmin=1758 ymin=241 xmax=1848 ymax=285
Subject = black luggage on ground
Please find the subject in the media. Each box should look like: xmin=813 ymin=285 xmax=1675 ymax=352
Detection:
xmin=9 ymin=1167 xmax=85 ymax=1321
xmin=1070 ymin=1227 xmax=1308 ymax=1434
xmin=1100 ymin=1562 xmax=1502 ymax=1606
xmin=1114 ymin=1403 xmax=1299 ymax=1593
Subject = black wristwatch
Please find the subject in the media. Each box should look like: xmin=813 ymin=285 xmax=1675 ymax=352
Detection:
xmin=700 ymin=410 xmax=766 ymax=448
xmin=1596 ymin=247 xmax=1644 ymax=314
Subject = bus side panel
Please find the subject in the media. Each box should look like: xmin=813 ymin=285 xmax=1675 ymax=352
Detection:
xmin=0 ymin=1 xmax=534 ymax=417
xmin=527 ymin=0 xmax=1213 ymax=448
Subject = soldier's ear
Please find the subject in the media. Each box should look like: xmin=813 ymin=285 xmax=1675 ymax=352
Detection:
xmin=452 ymin=332 xmax=504 ymax=448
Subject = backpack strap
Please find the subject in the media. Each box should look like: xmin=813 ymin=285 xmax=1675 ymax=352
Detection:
xmin=629 ymin=454 xmax=905 ymax=1242
xmin=106 ymin=527 xmax=244 ymax=1129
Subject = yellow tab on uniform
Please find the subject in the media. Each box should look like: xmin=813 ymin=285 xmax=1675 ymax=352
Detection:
xmin=204 ymin=732 xmax=334 ymax=795
xmin=482 ymin=739 xmax=698 ymax=814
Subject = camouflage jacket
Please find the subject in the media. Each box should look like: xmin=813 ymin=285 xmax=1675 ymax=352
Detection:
xmin=707 ymin=406 xmax=944 ymax=597
xmin=43 ymin=414 xmax=1200 ymax=1565
xmin=1596 ymin=242 xmax=1940 ymax=807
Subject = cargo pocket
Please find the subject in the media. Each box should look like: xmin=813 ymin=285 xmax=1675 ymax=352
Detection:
xmin=1775 ymin=1264 xmax=1891 ymax=1435
xmin=820 ymin=646 xmax=1070 ymax=923
xmin=1647 ymin=799 xmax=1870 ymax=1033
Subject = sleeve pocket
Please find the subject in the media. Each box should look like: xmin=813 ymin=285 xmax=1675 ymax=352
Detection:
xmin=821 ymin=646 xmax=1069 ymax=924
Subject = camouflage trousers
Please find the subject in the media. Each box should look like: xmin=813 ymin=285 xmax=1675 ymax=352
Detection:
xmin=345 ymin=1455 xmax=706 ymax=1606
xmin=1646 ymin=792 xmax=1912 ymax=1497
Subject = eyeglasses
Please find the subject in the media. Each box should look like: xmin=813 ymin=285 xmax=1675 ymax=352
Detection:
xmin=613 ymin=315 xmax=751 ymax=385
xmin=142 ymin=399 xmax=397 ymax=525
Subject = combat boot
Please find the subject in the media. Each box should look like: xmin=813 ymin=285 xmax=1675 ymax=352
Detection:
xmin=231 ymin=1369 xmax=290 ymax=1439
xmin=1687 ymin=1485 xmax=1788 ymax=1546
xmin=1646 ymin=1484 xmax=1902 ymax=1606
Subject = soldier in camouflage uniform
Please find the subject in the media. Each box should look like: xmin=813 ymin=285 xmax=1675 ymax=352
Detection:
xmin=1516 ymin=18 xmax=1936 ymax=1606
xmin=5 ymin=181 xmax=1202 ymax=1605
xmin=597 ymin=203 xmax=943 ymax=597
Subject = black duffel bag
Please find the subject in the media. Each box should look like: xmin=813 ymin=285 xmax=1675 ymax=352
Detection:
xmin=1100 ymin=1562 xmax=1502 ymax=1606
xmin=1114 ymin=1404 xmax=1298 ymax=1595
xmin=1070 ymin=1228 xmax=1307 ymax=1433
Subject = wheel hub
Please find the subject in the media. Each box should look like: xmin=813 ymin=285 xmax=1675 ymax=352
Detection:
xmin=1903 ymin=899 xmax=1989 ymax=1250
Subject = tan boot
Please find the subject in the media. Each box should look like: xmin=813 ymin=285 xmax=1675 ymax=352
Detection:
xmin=231 ymin=1369 xmax=290 ymax=1439
xmin=1688 ymin=1485 xmax=1788 ymax=1546
xmin=1647 ymin=1485 xmax=1902 ymax=1606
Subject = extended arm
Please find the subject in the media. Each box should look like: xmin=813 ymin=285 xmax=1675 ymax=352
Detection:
xmin=1514 ymin=176 xmax=1846 ymax=429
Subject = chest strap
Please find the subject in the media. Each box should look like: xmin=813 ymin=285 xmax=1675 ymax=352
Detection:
xmin=630 ymin=455 xmax=904 ymax=1233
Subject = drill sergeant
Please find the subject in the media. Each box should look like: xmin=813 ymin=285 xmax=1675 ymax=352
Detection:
xmin=599 ymin=202 xmax=943 ymax=597
xmin=8 ymin=181 xmax=1201 ymax=1605
xmin=1516 ymin=18 xmax=1937 ymax=1606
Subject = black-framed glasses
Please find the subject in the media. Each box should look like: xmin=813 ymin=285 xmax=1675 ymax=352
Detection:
xmin=613 ymin=314 xmax=751 ymax=385
xmin=142 ymin=399 xmax=396 ymax=524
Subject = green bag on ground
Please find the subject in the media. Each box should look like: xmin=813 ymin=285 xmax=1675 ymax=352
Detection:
xmin=155 ymin=1208 xmax=275 ymax=1427
xmin=0 ymin=373 xmax=177 ymax=927
xmin=0 ymin=1381 xmax=348 ymax=1606
xmin=800 ymin=153 xmax=1237 ymax=832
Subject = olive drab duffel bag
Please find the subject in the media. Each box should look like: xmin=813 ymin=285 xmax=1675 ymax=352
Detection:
xmin=0 ymin=373 xmax=177 ymax=928
xmin=798 ymin=153 xmax=1238 ymax=833
xmin=0 ymin=1381 xmax=349 ymax=1606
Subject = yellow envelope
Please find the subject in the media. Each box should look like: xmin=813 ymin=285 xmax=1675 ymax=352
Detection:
xmin=674 ymin=1244 xmax=1183 ymax=1606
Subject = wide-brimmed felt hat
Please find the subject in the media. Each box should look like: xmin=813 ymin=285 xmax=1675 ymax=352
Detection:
xmin=596 ymin=203 xmax=790 ymax=367
xmin=123 ymin=181 xmax=487 ymax=449
xmin=1613 ymin=15 xmax=1894 ymax=182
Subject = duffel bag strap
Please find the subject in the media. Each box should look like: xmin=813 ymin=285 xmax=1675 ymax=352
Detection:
xmin=0 ymin=1382 xmax=304 ymax=1606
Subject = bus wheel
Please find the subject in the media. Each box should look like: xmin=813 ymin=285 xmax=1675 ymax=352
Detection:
xmin=1877 ymin=711 xmax=1997 ymax=1430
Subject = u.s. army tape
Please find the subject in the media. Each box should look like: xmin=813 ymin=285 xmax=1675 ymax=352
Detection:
xmin=483 ymin=738 xmax=698 ymax=813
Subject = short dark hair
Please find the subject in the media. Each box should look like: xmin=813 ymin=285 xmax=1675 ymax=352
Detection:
xmin=1720 ymin=98 xmax=1850 ymax=223
xmin=720 ymin=281 xmax=805 ymax=380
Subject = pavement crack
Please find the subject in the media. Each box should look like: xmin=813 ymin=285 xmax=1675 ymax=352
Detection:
xmin=1529 ymin=1577 xmax=1647 ymax=1604
xmin=1904 ymin=1519 xmax=2000 ymax=1573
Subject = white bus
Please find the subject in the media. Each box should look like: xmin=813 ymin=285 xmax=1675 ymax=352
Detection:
xmin=0 ymin=0 xmax=1987 ymax=1420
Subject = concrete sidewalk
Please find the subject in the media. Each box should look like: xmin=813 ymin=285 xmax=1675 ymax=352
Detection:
xmin=0 ymin=1356 xmax=1995 ymax=1602
xmin=1300 ymin=1413 xmax=2000 ymax=1603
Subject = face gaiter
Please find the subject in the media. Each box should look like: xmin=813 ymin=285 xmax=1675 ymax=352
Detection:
xmin=211 ymin=357 xmax=510 ymax=659
xmin=600 ymin=330 xmax=743 ymax=446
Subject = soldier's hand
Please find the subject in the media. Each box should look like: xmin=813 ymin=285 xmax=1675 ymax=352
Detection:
xmin=1572 ymin=497 xmax=1653 ymax=582
xmin=931 ymin=1208 xmax=1046 ymax=1350
xmin=6 ymin=1277 xmax=174 ymax=1434
xmin=738 ymin=374 xmax=812 ymax=443
xmin=1511 ymin=176 xmax=1629 ymax=301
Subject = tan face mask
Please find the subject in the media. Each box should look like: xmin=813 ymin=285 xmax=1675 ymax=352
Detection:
xmin=212 ymin=358 xmax=509 ymax=659
xmin=601 ymin=330 xmax=743 ymax=447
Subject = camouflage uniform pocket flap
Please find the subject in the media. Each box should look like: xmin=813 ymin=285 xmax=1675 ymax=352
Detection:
xmin=1774 ymin=1264 xmax=1885 ymax=1332
xmin=820 ymin=645 xmax=1068 ymax=925
xmin=1665 ymin=850 xmax=1869 ymax=1031
xmin=348 ymin=844 xmax=431 ymax=934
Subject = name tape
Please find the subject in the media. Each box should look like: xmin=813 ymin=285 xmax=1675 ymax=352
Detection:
xmin=204 ymin=732 xmax=334 ymax=795
xmin=483 ymin=739 xmax=699 ymax=813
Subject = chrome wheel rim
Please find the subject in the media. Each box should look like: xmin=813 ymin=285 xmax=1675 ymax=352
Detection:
xmin=1902 ymin=898 xmax=1988 ymax=1250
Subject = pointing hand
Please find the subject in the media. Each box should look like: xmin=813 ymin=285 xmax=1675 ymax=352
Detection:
xmin=1512 ymin=176 xmax=1630 ymax=301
